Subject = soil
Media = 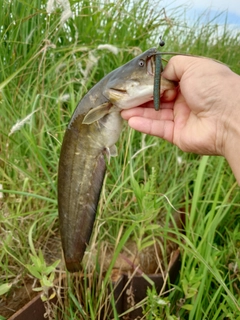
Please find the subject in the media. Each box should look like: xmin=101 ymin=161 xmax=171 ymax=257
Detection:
xmin=0 ymin=277 xmax=39 ymax=318
xmin=0 ymin=236 xmax=62 ymax=319
xmin=0 ymin=213 xmax=183 ymax=319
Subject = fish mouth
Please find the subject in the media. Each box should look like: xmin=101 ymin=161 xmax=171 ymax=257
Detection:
xmin=147 ymin=55 xmax=155 ymax=76
xmin=107 ymin=87 xmax=128 ymax=103
xmin=108 ymin=54 xmax=156 ymax=94
xmin=105 ymin=52 xmax=176 ymax=108
xmin=109 ymin=88 xmax=127 ymax=94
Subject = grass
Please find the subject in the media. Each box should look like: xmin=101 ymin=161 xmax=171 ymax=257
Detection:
xmin=0 ymin=0 xmax=240 ymax=319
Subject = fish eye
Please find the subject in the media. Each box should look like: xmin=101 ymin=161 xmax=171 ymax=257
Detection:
xmin=138 ymin=59 xmax=145 ymax=67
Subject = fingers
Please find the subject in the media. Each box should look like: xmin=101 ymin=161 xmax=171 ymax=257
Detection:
xmin=162 ymin=55 xmax=198 ymax=81
xmin=161 ymin=88 xmax=178 ymax=102
xmin=121 ymin=105 xmax=174 ymax=121
xmin=121 ymin=105 xmax=175 ymax=143
xmin=162 ymin=55 xmax=229 ymax=83
xmin=162 ymin=55 xmax=213 ymax=85
xmin=127 ymin=117 xmax=174 ymax=142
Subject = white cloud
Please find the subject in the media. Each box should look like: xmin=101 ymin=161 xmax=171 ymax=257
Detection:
xmin=188 ymin=0 xmax=240 ymax=15
xmin=161 ymin=0 xmax=240 ymax=26
xmin=162 ymin=0 xmax=240 ymax=16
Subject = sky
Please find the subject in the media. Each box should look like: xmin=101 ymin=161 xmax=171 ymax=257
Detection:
xmin=161 ymin=0 xmax=240 ymax=26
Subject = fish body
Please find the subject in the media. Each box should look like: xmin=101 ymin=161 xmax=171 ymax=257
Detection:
xmin=58 ymin=48 xmax=176 ymax=272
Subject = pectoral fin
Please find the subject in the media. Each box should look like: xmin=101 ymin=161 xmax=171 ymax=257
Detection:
xmin=82 ymin=102 xmax=112 ymax=125
xmin=105 ymin=144 xmax=118 ymax=163
xmin=109 ymin=145 xmax=118 ymax=157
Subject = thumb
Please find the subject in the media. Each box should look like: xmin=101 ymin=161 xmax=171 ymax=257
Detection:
xmin=162 ymin=55 xmax=198 ymax=82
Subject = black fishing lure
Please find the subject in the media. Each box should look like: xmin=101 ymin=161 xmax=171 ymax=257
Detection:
xmin=154 ymin=36 xmax=165 ymax=111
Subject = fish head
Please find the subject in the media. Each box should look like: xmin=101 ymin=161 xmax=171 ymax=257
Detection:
xmin=103 ymin=48 xmax=177 ymax=109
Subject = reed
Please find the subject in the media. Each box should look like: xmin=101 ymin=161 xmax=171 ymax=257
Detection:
xmin=0 ymin=0 xmax=239 ymax=318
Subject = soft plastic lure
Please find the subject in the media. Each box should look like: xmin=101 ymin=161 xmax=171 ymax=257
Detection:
xmin=153 ymin=37 xmax=165 ymax=111
xmin=153 ymin=38 xmax=225 ymax=111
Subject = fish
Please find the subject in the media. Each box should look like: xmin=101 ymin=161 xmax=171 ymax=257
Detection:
xmin=58 ymin=48 xmax=176 ymax=272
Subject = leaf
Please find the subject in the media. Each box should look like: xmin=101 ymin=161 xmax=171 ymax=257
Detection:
xmin=49 ymin=291 xmax=56 ymax=300
xmin=167 ymin=316 xmax=178 ymax=320
xmin=41 ymin=275 xmax=53 ymax=288
xmin=50 ymin=259 xmax=61 ymax=270
xmin=181 ymin=278 xmax=199 ymax=299
xmin=0 ymin=283 xmax=12 ymax=295
xmin=33 ymin=287 xmax=43 ymax=292
xmin=49 ymin=272 xmax=55 ymax=282
xmin=40 ymin=294 xmax=48 ymax=302
xmin=181 ymin=304 xmax=193 ymax=311
xmin=156 ymin=298 xmax=168 ymax=306
xmin=38 ymin=250 xmax=45 ymax=263
xmin=139 ymin=239 xmax=155 ymax=250
xmin=45 ymin=266 xmax=56 ymax=275
xmin=26 ymin=264 xmax=41 ymax=279
xmin=40 ymin=290 xmax=56 ymax=302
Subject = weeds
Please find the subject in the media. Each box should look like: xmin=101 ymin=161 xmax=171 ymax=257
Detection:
xmin=0 ymin=0 xmax=240 ymax=319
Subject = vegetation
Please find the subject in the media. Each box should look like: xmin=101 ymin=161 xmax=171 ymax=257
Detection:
xmin=0 ymin=0 xmax=239 ymax=319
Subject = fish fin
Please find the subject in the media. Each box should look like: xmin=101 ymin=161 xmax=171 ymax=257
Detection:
xmin=109 ymin=145 xmax=118 ymax=157
xmin=105 ymin=145 xmax=118 ymax=163
xmin=82 ymin=102 xmax=112 ymax=124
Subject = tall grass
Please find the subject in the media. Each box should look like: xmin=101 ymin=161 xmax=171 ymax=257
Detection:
xmin=0 ymin=0 xmax=240 ymax=319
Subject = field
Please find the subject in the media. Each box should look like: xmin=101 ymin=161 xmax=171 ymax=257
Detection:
xmin=0 ymin=0 xmax=240 ymax=319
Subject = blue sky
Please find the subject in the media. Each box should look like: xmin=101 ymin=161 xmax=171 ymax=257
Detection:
xmin=161 ymin=0 xmax=240 ymax=26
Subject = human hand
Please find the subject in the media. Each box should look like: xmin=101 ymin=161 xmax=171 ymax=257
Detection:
xmin=121 ymin=56 xmax=240 ymax=182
